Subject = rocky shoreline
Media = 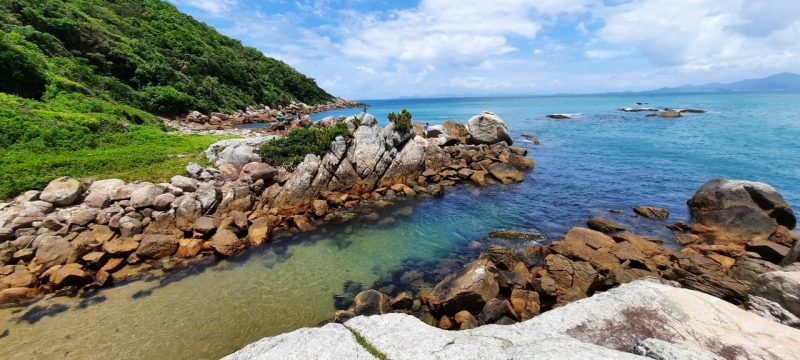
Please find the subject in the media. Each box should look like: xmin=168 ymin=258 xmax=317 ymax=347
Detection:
xmin=164 ymin=98 xmax=363 ymax=136
xmin=226 ymin=179 xmax=800 ymax=359
xmin=0 ymin=111 xmax=534 ymax=306
xmin=332 ymin=178 xmax=799 ymax=336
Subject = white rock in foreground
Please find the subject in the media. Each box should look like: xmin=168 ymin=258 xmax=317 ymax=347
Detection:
xmin=224 ymin=280 xmax=800 ymax=359
xmin=222 ymin=323 xmax=374 ymax=360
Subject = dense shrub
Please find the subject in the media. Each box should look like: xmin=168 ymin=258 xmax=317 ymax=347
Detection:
xmin=138 ymin=86 xmax=195 ymax=116
xmin=256 ymin=123 xmax=353 ymax=167
xmin=388 ymin=109 xmax=413 ymax=132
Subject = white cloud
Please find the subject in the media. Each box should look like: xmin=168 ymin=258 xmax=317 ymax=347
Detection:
xmin=594 ymin=0 xmax=800 ymax=72
xmin=338 ymin=0 xmax=599 ymax=64
xmin=168 ymin=0 xmax=238 ymax=16
xmin=585 ymin=49 xmax=629 ymax=59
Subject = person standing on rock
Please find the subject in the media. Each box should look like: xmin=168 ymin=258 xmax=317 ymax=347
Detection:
xmin=423 ymin=122 xmax=430 ymax=137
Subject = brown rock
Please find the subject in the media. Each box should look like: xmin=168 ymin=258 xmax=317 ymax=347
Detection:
xmin=0 ymin=287 xmax=40 ymax=305
xmin=565 ymin=227 xmax=616 ymax=249
xmin=219 ymin=163 xmax=241 ymax=180
xmin=479 ymin=245 xmax=528 ymax=270
xmin=687 ymin=179 xmax=795 ymax=244
xmin=81 ymin=251 xmax=106 ymax=267
xmin=247 ymin=218 xmax=271 ymax=246
xmin=176 ymin=239 xmax=204 ymax=258
xmin=100 ymin=258 xmax=125 ymax=273
xmin=194 ymin=216 xmax=219 ymax=235
xmin=429 ymin=259 xmax=500 ymax=315
xmin=313 ymin=200 xmax=329 ymax=217
xmin=586 ymin=217 xmax=626 ymax=233
xmin=0 ymin=266 xmax=36 ymax=289
xmin=487 ymin=163 xmax=524 ymax=184
xmin=136 ymin=234 xmax=179 ymax=259
xmin=674 ymin=233 xmax=703 ymax=246
xmin=33 ymin=236 xmax=71 ymax=269
xmin=50 ymin=264 xmax=92 ymax=288
xmin=469 ymin=170 xmax=487 ymax=186
xmin=208 ymin=228 xmax=244 ymax=256
xmin=507 ymin=154 xmax=534 ymax=170
xmin=439 ymin=315 xmax=453 ymax=330
xmin=239 ymin=162 xmax=277 ymax=182
xmin=102 ymin=238 xmax=140 ymax=256
xmin=91 ymin=225 xmax=115 ymax=243
xmin=12 ymin=248 xmax=35 ymax=262
xmin=510 ymin=288 xmax=541 ymax=320
xmin=391 ymin=291 xmax=414 ymax=310
xmin=745 ymin=241 xmax=790 ymax=264
xmin=478 ymin=298 xmax=515 ymax=324
xmin=353 ymin=290 xmax=391 ymax=316
xmin=633 ymin=206 xmax=670 ymax=220
xmin=769 ymin=226 xmax=795 ymax=247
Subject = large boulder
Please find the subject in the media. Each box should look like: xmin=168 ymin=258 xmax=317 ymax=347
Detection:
xmin=40 ymin=177 xmax=82 ymax=206
xmin=466 ymin=112 xmax=512 ymax=145
xmin=130 ymin=184 xmax=163 ymax=209
xmin=429 ymin=259 xmax=500 ymax=315
xmin=205 ymin=137 xmax=274 ymax=167
xmin=688 ymin=179 xmax=796 ymax=243
xmin=136 ymin=234 xmax=179 ymax=259
xmin=33 ymin=236 xmax=72 ymax=269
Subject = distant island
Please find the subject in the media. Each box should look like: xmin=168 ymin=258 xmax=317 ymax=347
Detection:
xmin=640 ymin=72 xmax=800 ymax=94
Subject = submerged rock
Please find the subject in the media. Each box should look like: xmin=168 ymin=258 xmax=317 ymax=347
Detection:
xmin=488 ymin=229 xmax=543 ymax=241
xmin=633 ymin=206 xmax=669 ymax=220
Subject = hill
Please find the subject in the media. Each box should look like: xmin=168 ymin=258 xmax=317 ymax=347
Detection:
xmin=0 ymin=0 xmax=335 ymax=199
xmin=643 ymin=72 xmax=800 ymax=94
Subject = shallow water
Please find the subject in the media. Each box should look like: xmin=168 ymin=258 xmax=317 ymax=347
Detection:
xmin=2 ymin=92 xmax=799 ymax=359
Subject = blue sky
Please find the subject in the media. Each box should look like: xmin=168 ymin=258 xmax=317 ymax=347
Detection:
xmin=168 ymin=0 xmax=800 ymax=100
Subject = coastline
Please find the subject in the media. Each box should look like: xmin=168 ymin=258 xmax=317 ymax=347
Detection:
xmin=0 ymin=111 xmax=531 ymax=308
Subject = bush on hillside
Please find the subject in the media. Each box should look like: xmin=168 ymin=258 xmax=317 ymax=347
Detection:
xmin=256 ymin=123 xmax=353 ymax=167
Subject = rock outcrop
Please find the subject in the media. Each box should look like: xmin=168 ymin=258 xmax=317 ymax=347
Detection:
xmin=225 ymin=280 xmax=800 ymax=359
xmin=688 ymin=179 xmax=796 ymax=243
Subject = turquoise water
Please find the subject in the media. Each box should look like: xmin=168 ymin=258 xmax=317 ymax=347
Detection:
xmin=1 ymin=92 xmax=798 ymax=359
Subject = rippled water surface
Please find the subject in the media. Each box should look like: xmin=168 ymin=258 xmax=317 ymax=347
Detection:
xmin=2 ymin=92 xmax=799 ymax=359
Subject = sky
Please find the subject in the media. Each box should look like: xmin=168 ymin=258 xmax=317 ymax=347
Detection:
xmin=167 ymin=0 xmax=800 ymax=100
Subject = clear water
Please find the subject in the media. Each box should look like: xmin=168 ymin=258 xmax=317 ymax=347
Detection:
xmin=2 ymin=92 xmax=799 ymax=359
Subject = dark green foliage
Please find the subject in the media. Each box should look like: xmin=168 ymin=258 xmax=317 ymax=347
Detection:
xmin=0 ymin=0 xmax=333 ymax=115
xmin=0 ymin=0 xmax=336 ymax=199
xmin=388 ymin=109 xmax=413 ymax=132
xmin=256 ymin=123 xmax=353 ymax=167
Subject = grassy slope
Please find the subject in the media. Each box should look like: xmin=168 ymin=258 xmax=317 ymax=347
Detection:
xmin=0 ymin=0 xmax=334 ymax=200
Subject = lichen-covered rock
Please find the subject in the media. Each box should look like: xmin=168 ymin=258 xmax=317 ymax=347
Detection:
xmin=688 ymin=179 xmax=796 ymax=243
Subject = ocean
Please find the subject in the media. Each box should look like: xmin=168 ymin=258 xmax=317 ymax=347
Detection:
xmin=2 ymin=92 xmax=798 ymax=359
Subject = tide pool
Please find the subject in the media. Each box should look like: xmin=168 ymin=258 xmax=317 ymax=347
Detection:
xmin=1 ymin=92 xmax=798 ymax=359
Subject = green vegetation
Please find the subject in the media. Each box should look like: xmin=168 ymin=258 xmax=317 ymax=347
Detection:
xmin=388 ymin=109 xmax=413 ymax=132
xmin=256 ymin=123 xmax=353 ymax=167
xmin=0 ymin=93 xmax=222 ymax=199
xmin=348 ymin=329 xmax=388 ymax=360
xmin=0 ymin=0 xmax=332 ymax=113
xmin=0 ymin=0 xmax=335 ymax=199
